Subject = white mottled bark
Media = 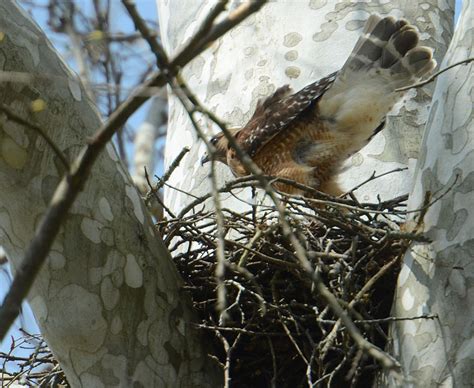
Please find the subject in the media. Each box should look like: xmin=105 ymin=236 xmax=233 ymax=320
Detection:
xmin=388 ymin=1 xmax=474 ymax=386
xmin=159 ymin=0 xmax=453 ymax=213
xmin=0 ymin=2 xmax=218 ymax=386
xmin=132 ymin=93 xmax=167 ymax=220
xmin=132 ymin=92 xmax=167 ymax=193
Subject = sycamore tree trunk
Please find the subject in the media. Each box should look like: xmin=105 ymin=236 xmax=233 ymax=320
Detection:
xmin=0 ymin=1 xmax=219 ymax=386
xmin=388 ymin=1 xmax=474 ymax=386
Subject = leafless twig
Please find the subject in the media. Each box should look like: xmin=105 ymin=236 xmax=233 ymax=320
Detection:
xmin=396 ymin=57 xmax=474 ymax=92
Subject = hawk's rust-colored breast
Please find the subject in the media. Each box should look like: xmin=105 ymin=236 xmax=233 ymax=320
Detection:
xmin=228 ymin=104 xmax=350 ymax=195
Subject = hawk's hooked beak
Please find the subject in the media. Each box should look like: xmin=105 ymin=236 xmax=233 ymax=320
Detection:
xmin=201 ymin=153 xmax=210 ymax=165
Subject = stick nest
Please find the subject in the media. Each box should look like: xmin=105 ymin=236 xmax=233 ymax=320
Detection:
xmin=1 ymin=178 xmax=426 ymax=388
xmin=161 ymin=187 xmax=416 ymax=387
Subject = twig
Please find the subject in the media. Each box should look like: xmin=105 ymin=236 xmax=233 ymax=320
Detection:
xmin=396 ymin=57 xmax=474 ymax=92
xmin=122 ymin=0 xmax=170 ymax=68
xmin=267 ymin=337 xmax=278 ymax=388
xmin=154 ymin=147 xmax=190 ymax=191
xmin=143 ymin=167 xmax=174 ymax=219
xmin=212 ymin=159 xmax=228 ymax=322
xmin=320 ymin=256 xmax=400 ymax=361
xmin=354 ymin=314 xmax=438 ymax=324
xmin=344 ymin=168 xmax=408 ymax=195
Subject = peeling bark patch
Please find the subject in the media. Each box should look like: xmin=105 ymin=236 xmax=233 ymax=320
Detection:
xmin=133 ymin=359 xmax=164 ymax=387
xmin=101 ymin=277 xmax=120 ymax=310
xmin=164 ymin=341 xmax=182 ymax=374
xmin=452 ymin=124 xmax=470 ymax=154
xmin=285 ymin=66 xmax=301 ymax=79
xmin=223 ymin=107 xmax=246 ymax=128
xmin=283 ymin=32 xmax=302 ymax=47
xmin=106 ymin=143 xmax=119 ymax=161
xmin=457 ymin=171 xmax=474 ymax=194
xmin=402 ymin=288 xmax=415 ymax=311
xmin=81 ymin=217 xmax=103 ymax=244
xmin=1 ymin=136 xmax=27 ymax=169
xmin=398 ymin=252 xmax=414 ymax=287
xmin=100 ymin=227 xmax=115 ymax=246
xmin=2 ymin=120 xmax=29 ymax=148
xmin=99 ymin=197 xmax=114 ymax=221
xmin=205 ymin=73 xmax=232 ymax=101
xmin=110 ymin=315 xmax=122 ymax=335
xmin=80 ymin=373 xmax=103 ymax=387
xmin=49 ymin=250 xmax=65 ymax=270
xmin=111 ymin=268 xmax=124 ymax=288
xmin=443 ymin=133 xmax=453 ymax=150
xmin=68 ymin=78 xmax=82 ymax=101
xmin=346 ymin=19 xmax=366 ymax=31
xmin=136 ymin=321 xmax=149 ymax=347
xmin=251 ymin=77 xmax=275 ymax=106
xmin=30 ymin=296 xmax=48 ymax=322
xmin=308 ymin=0 xmax=327 ymax=10
xmin=448 ymin=269 xmax=467 ymax=298
xmin=89 ymin=267 xmax=102 ymax=286
xmin=370 ymin=121 xmax=423 ymax=163
xmin=244 ymin=46 xmax=256 ymax=57
xmin=101 ymin=352 xmax=128 ymax=385
xmin=351 ymin=152 xmax=364 ymax=166
xmin=437 ymin=195 xmax=468 ymax=242
xmin=419 ymin=100 xmax=439 ymax=169
xmin=414 ymin=332 xmax=435 ymax=352
xmin=313 ymin=21 xmax=338 ymax=42
xmin=189 ymin=55 xmax=205 ymax=79
xmin=447 ymin=209 xmax=468 ymax=241
xmin=125 ymin=254 xmax=143 ymax=288
xmin=244 ymin=69 xmax=254 ymax=80
xmin=53 ymin=285 xmax=107 ymax=352
xmin=284 ymin=50 xmax=298 ymax=61
xmin=125 ymin=185 xmax=145 ymax=224
xmin=103 ymin=250 xmax=126 ymax=276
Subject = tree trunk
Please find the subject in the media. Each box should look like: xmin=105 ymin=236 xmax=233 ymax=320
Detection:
xmin=388 ymin=1 xmax=474 ymax=386
xmin=0 ymin=1 xmax=219 ymax=386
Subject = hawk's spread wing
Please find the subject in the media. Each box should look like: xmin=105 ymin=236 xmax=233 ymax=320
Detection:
xmin=236 ymin=71 xmax=338 ymax=158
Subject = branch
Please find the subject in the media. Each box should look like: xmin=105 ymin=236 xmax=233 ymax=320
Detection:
xmin=122 ymin=0 xmax=170 ymax=68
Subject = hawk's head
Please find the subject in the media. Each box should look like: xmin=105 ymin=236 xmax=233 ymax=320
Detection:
xmin=201 ymin=127 xmax=240 ymax=165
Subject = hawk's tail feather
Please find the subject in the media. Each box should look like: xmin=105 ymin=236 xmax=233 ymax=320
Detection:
xmin=318 ymin=15 xmax=435 ymax=153
xmin=342 ymin=15 xmax=435 ymax=86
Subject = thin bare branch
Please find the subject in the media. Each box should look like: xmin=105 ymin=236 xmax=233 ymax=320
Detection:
xmin=396 ymin=57 xmax=474 ymax=92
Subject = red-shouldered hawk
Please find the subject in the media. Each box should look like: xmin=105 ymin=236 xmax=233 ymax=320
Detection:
xmin=201 ymin=15 xmax=436 ymax=196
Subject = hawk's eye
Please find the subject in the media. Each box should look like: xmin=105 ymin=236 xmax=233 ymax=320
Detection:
xmin=210 ymin=136 xmax=219 ymax=145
